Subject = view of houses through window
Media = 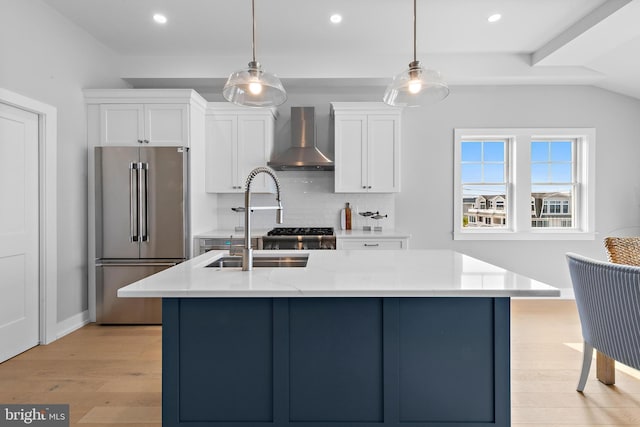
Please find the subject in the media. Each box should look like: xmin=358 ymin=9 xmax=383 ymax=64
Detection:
xmin=530 ymin=140 xmax=574 ymax=228
xmin=461 ymin=140 xmax=508 ymax=228
xmin=462 ymin=139 xmax=575 ymax=229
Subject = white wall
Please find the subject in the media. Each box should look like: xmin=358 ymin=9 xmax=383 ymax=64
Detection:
xmin=397 ymin=85 xmax=640 ymax=290
xmin=0 ymin=0 xmax=127 ymax=322
xmin=203 ymin=84 xmax=640 ymax=291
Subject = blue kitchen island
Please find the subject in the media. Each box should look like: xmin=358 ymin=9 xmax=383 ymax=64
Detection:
xmin=119 ymin=249 xmax=559 ymax=427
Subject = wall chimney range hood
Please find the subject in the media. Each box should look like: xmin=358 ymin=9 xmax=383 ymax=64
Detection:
xmin=268 ymin=106 xmax=334 ymax=171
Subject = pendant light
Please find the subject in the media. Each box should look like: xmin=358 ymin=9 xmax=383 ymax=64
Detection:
xmin=383 ymin=0 xmax=449 ymax=107
xmin=223 ymin=0 xmax=286 ymax=107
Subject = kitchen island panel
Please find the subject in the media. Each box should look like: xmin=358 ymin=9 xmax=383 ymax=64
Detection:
xmin=163 ymin=297 xmax=510 ymax=427
xmin=398 ymin=298 xmax=508 ymax=424
xmin=289 ymin=298 xmax=383 ymax=422
xmin=170 ymin=298 xmax=274 ymax=423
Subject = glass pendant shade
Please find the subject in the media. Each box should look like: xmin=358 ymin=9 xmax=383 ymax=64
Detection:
xmin=222 ymin=0 xmax=286 ymax=108
xmin=383 ymin=61 xmax=449 ymax=107
xmin=223 ymin=61 xmax=287 ymax=107
xmin=383 ymin=0 xmax=449 ymax=107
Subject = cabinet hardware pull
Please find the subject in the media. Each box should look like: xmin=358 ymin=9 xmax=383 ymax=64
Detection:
xmin=364 ymin=243 xmax=379 ymax=247
xmin=137 ymin=139 xmax=143 ymax=144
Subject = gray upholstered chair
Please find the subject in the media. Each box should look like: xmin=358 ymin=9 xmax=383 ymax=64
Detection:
xmin=566 ymin=252 xmax=640 ymax=392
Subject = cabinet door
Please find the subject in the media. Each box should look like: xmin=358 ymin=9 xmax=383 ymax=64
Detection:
xmin=144 ymin=104 xmax=189 ymax=146
xmin=335 ymin=115 xmax=368 ymax=193
xmin=237 ymin=116 xmax=274 ymax=193
xmin=100 ymin=104 xmax=144 ymax=146
xmin=205 ymin=115 xmax=239 ymax=192
xmin=368 ymin=115 xmax=400 ymax=193
xmin=99 ymin=104 xmax=189 ymax=147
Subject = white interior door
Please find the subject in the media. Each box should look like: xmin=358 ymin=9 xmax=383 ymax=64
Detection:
xmin=0 ymin=103 xmax=39 ymax=362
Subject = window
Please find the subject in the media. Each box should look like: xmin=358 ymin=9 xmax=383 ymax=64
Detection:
xmin=454 ymin=128 xmax=595 ymax=240
xmin=542 ymin=200 xmax=569 ymax=215
xmin=460 ymin=140 xmax=508 ymax=229
xmin=531 ymin=140 xmax=574 ymax=228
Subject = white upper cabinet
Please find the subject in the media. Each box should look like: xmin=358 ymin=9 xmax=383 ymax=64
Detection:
xmin=205 ymin=103 xmax=277 ymax=193
xmin=99 ymin=103 xmax=188 ymax=146
xmin=85 ymin=89 xmax=206 ymax=147
xmin=331 ymin=102 xmax=402 ymax=193
xmin=99 ymin=104 xmax=143 ymax=145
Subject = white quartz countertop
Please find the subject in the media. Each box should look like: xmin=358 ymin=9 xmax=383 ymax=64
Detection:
xmin=118 ymin=249 xmax=560 ymax=298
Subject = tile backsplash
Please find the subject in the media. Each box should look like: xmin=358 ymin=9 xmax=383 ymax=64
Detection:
xmin=216 ymin=171 xmax=395 ymax=231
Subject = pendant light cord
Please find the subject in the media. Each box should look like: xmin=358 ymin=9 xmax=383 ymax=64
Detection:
xmin=251 ymin=0 xmax=257 ymax=63
xmin=413 ymin=0 xmax=417 ymax=63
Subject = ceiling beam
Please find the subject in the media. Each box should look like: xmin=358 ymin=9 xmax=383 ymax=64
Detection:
xmin=532 ymin=0 xmax=636 ymax=66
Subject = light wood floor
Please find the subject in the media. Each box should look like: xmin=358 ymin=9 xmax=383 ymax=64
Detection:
xmin=1 ymin=300 xmax=639 ymax=426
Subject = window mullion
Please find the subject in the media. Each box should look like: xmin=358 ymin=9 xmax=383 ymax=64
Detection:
xmin=513 ymin=133 xmax=531 ymax=233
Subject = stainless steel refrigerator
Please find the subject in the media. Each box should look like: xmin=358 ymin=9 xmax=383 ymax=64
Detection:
xmin=95 ymin=146 xmax=189 ymax=324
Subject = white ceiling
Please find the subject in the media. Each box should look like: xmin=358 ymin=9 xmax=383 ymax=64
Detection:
xmin=41 ymin=0 xmax=640 ymax=99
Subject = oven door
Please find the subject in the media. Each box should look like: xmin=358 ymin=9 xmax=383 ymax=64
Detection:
xmin=262 ymin=236 xmax=336 ymax=250
xmin=195 ymin=237 xmax=260 ymax=256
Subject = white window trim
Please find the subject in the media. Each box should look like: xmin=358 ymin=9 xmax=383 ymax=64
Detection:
xmin=453 ymin=128 xmax=595 ymax=240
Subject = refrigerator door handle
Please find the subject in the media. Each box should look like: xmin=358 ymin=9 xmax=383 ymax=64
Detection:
xmin=139 ymin=162 xmax=149 ymax=242
xmin=129 ymin=162 xmax=139 ymax=242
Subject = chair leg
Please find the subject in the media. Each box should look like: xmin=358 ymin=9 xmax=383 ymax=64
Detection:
xmin=597 ymin=351 xmax=616 ymax=385
xmin=577 ymin=341 xmax=593 ymax=392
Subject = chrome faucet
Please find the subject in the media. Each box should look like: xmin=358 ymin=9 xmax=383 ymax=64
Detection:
xmin=243 ymin=166 xmax=283 ymax=271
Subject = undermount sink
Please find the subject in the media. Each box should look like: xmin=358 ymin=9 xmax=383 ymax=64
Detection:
xmin=206 ymin=254 xmax=309 ymax=268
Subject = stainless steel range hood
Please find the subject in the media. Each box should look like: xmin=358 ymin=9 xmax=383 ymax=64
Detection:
xmin=268 ymin=106 xmax=334 ymax=171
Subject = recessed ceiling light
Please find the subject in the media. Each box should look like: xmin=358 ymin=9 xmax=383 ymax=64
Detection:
xmin=487 ymin=13 xmax=502 ymax=23
xmin=153 ymin=14 xmax=168 ymax=24
xmin=330 ymin=14 xmax=342 ymax=24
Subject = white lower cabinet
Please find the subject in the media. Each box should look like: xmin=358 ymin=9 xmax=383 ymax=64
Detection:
xmin=337 ymin=238 xmax=409 ymax=250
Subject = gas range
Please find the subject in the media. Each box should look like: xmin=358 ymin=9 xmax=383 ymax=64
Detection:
xmin=267 ymin=227 xmax=334 ymax=236
xmin=262 ymin=227 xmax=336 ymax=250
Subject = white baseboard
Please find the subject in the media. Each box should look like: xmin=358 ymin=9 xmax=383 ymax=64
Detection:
xmin=513 ymin=288 xmax=575 ymax=300
xmin=560 ymin=288 xmax=575 ymax=299
xmin=56 ymin=310 xmax=90 ymax=340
